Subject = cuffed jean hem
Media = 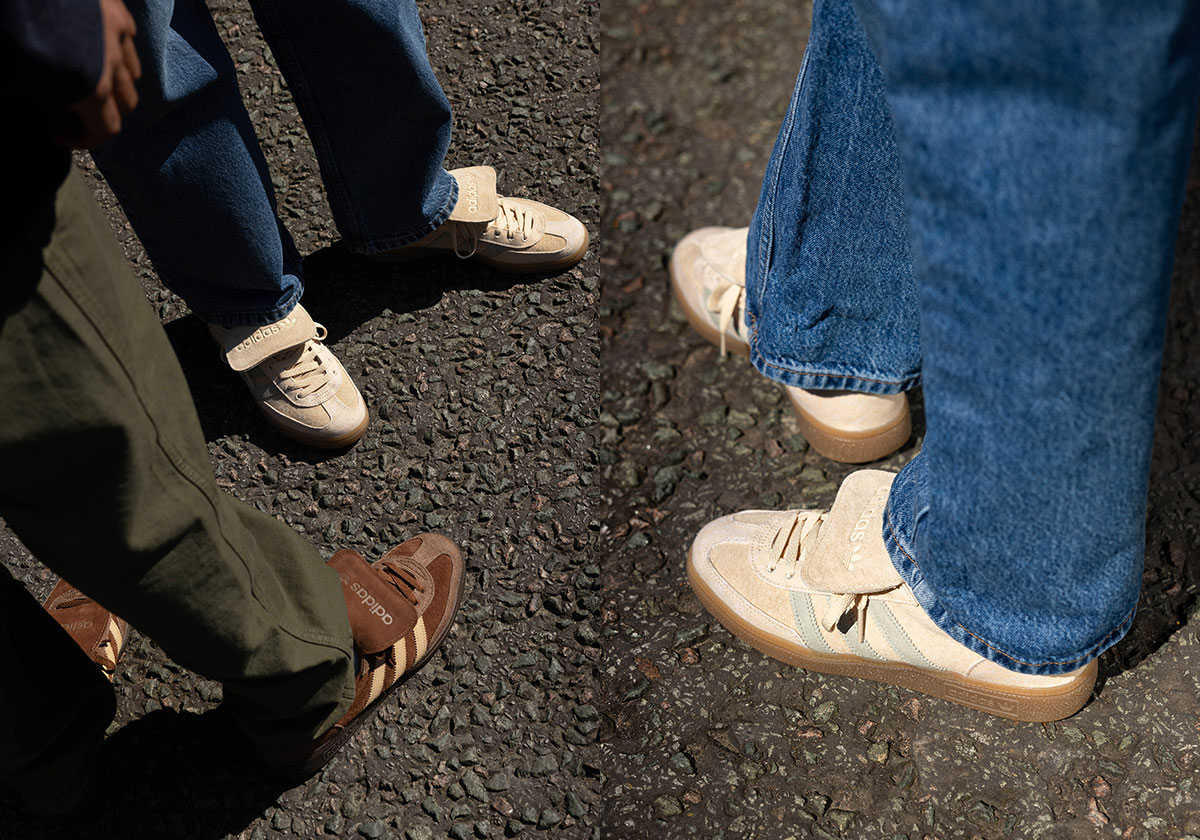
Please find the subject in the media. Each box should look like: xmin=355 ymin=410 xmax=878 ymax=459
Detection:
xmin=746 ymin=319 xmax=919 ymax=395
xmin=881 ymin=498 xmax=1135 ymax=677
xmin=344 ymin=171 xmax=458 ymax=256
xmin=194 ymin=286 xmax=305 ymax=329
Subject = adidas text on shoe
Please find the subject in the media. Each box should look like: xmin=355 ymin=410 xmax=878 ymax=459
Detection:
xmin=210 ymin=304 xmax=368 ymax=448
xmin=43 ymin=579 xmax=129 ymax=681
xmin=267 ymin=534 xmax=465 ymax=779
xmin=374 ymin=166 xmax=588 ymax=273
xmin=687 ymin=469 xmax=1097 ymax=722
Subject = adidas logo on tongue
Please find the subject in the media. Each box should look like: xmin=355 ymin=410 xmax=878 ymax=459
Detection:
xmin=847 ymin=486 xmax=890 ymax=571
xmin=349 ymin=580 xmax=394 ymax=625
xmin=232 ymin=316 xmax=298 ymax=354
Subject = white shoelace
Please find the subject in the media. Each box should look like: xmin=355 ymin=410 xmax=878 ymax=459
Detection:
xmin=703 ymin=264 xmax=748 ymax=356
xmin=450 ymin=197 xmax=535 ymax=259
xmin=757 ymin=510 xmax=872 ymax=642
xmin=265 ymin=325 xmax=335 ymax=400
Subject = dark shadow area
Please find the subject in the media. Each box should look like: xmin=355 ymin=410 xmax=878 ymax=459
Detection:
xmin=0 ymin=708 xmax=291 ymax=840
xmin=160 ymin=243 xmax=554 ymax=453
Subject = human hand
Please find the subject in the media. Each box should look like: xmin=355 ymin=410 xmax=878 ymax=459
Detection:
xmin=52 ymin=0 xmax=142 ymax=148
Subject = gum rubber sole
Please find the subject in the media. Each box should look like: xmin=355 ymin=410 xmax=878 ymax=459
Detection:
xmin=786 ymin=389 xmax=912 ymax=464
xmin=687 ymin=547 xmax=1097 ymax=722
xmin=372 ymin=229 xmax=589 ymax=275
xmin=257 ymin=404 xmax=370 ymax=450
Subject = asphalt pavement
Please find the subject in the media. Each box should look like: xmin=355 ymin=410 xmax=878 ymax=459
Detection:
xmin=3 ymin=1 xmax=1200 ymax=839
xmin=0 ymin=1 xmax=600 ymax=838
xmin=597 ymin=1 xmax=1200 ymax=838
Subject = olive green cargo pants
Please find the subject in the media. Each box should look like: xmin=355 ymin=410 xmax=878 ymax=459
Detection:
xmin=0 ymin=161 xmax=355 ymax=807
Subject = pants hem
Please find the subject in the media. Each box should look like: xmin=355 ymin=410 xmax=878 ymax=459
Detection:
xmin=345 ymin=170 xmax=459 ymax=256
xmin=882 ymin=496 xmax=1131 ymax=676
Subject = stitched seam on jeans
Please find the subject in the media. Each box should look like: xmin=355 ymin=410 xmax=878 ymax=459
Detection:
xmin=746 ymin=310 xmax=913 ymax=387
xmin=49 ymin=265 xmax=351 ymax=657
xmin=753 ymin=49 xmax=810 ymax=315
xmin=884 ymin=503 xmax=1130 ymax=669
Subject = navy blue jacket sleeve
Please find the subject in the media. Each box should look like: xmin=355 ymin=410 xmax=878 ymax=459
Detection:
xmin=1 ymin=0 xmax=103 ymax=110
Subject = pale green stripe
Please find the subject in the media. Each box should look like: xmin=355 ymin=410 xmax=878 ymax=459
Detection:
xmin=812 ymin=593 xmax=886 ymax=661
xmin=842 ymin=613 xmax=887 ymax=661
xmin=790 ymin=592 xmax=835 ymax=654
xmin=871 ymin=602 xmax=937 ymax=670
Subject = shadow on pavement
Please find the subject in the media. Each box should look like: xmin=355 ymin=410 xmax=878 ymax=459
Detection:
xmin=4 ymin=708 xmax=290 ymax=840
xmin=160 ymin=243 xmax=554 ymax=452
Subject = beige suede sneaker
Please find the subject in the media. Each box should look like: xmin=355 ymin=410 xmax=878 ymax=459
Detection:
xmin=375 ymin=166 xmax=589 ymax=273
xmin=785 ymin=387 xmax=911 ymax=465
xmin=209 ymin=304 xmax=368 ymax=448
xmin=670 ymin=226 xmax=752 ymax=356
xmin=687 ymin=469 xmax=1097 ymax=722
xmin=670 ymin=225 xmax=910 ymax=463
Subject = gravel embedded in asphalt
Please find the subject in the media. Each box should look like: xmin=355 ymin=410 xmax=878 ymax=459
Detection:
xmin=597 ymin=1 xmax=1200 ymax=837
xmin=0 ymin=1 xmax=600 ymax=837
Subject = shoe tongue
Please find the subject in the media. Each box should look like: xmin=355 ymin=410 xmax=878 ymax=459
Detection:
xmin=447 ymin=166 xmax=500 ymax=223
xmin=214 ymin=305 xmax=316 ymax=372
xmin=800 ymin=470 xmax=902 ymax=594
xmin=328 ymin=550 xmax=417 ymax=655
xmin=700 ymin=229 xmax=749 ymax=288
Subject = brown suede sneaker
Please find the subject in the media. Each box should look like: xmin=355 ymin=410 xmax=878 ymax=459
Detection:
xmin=374 ymin=166 xmax=589 ymax=273
xmin=267 ymin=534 xmax=465 ymax=779
xmin=13 ymin=580 xmax=129 ymax=816
xmin=42 ymin=578 xmax=130 ymax=681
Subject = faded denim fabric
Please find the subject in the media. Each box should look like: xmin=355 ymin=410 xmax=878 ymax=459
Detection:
xmin=747 ymin=0 xmax=1200 ymax=674
xmin=92 ymin=0 xmax=457 ymax=326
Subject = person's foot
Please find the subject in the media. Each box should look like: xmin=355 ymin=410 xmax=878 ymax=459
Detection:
xmin=785 ymin=387 xmax=911 ymax=465
xmin=209 ymin=304 xmax=369 ymax=449
xmin=686 ymin=469 xmax=1097 ymax=722
xmin=374 ymin=166 xmax=589 ymax=273
xmin=670 ymin=225 xmax=911 ymax=463
xmin=670 ymin=226 xmax=753 ymax=356
xmin=12 ymin=581 xmax=127 ymax=816
xmin=43 ymin=578 xmax=130 ymax=682
xmin=265 ymin=533 xmax=465 ymax=779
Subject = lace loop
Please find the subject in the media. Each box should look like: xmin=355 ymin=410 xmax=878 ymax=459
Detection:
xmin=448 ymin=197 xmax=534 ymax=260
xmin=758 ymin=511 xmax=892 ymax=643
xmin=756 ymin=510 xmax=883 ymax=643
xmin=265 ymin=325 xmax=335 ymax=400
xmin=760 ymin=510 xmax=827 ymax=579
xmin=825 ymin=592 xmax=870 ymax=643
xmin=381 ymin=562 xmax=426 ymax=606
xmin=703 ymin=266 xmax=748 ymax=356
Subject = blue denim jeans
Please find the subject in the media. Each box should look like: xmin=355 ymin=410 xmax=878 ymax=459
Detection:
xmin=747 ymin=0 xmax=1200 ymax=675
xmin=92 ymin=0 xmax=457 ymax=326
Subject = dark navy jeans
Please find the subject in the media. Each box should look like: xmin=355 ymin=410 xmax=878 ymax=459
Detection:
xmin=747 ymin=0 xmax=1200 ymax=674
xmin=92 ymin=0 xmax=457 ymax=326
